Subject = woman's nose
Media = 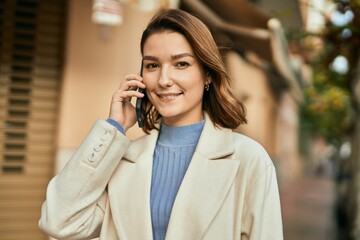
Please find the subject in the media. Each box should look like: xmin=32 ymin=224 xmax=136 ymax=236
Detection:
xmin=158 ymin=67 xmax=173 ymax=87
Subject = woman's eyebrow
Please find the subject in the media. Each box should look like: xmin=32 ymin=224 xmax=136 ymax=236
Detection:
xmin=172 ymin=53 xmax=195 ymax=60
xmin=143 ymin=55 xmax=158 ymax=61
xmin=142 ymin=53 xmax=195 ymax=61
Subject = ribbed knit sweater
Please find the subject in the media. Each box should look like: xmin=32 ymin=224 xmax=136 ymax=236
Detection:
xmin=150 ymin=121 xmax=205 ymax=240
xmin=105 ymin=118 xmax=205 ymax=240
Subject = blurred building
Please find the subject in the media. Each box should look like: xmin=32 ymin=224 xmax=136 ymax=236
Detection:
xmin=0 ymin=0 xmax=307 ymax=239
xmin=180 ymin=0 xmax=307 ymax=182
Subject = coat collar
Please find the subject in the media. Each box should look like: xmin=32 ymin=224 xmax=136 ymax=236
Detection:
xmin=110 ymin=113 xmax=240 ymax=240
xmin=196 ymin=116 xmax=235 ymax=159
xmin=123 ymin=113 xmax=235 ymax=162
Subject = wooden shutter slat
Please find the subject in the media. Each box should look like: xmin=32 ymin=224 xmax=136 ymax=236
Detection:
xmin=0 ymin=1 xmax=64 ymax=239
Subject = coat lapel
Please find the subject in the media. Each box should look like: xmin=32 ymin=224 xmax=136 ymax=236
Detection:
xmin=166 ymin=118 xmax=240 ymax=239
xmin=108 ymin=129 xmax=159 ymax=240
xmin=108 ymin=115 xmax=240 ymax=240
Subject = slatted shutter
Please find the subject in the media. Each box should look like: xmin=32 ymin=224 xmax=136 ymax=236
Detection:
xmin=0 ymin=0 xmax=65 ymax=239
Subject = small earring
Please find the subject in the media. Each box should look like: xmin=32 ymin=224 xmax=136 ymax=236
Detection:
xmin=205 ymin=83 xmax=210 ymax=91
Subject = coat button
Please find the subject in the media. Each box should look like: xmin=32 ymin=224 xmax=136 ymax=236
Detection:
xmin=94 ymin=144 xmax=103 ymax=152
xmin=88 ymin=152 xmax=95 ymax=162
xmin=100 ymin=131 xmax=109 ymax=141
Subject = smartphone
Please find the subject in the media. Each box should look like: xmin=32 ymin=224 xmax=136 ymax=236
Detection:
xmin=135 ymin=62 xmax=145 ymax=128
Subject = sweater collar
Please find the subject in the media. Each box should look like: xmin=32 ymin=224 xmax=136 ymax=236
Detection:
xmin=157 ymin=121 xmax=205 ymax=147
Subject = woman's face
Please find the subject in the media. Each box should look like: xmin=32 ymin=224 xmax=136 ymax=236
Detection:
xmin=142 ymin=31 xmax=210 ymax=126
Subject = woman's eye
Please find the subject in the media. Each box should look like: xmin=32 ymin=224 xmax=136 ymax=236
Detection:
xmin=145 ymin=63 xmax=159 ymax=70
xmin=176 ymin=61 xmax=190 ymax=69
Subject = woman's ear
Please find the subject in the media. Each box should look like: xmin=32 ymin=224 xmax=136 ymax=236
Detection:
xmin=205 ymin=71 xmax=212 ymax=84
xmin=205 ymin=70 xmax=211 ymax=83
xmin=204 ymin=73 xmax=211 ymax=92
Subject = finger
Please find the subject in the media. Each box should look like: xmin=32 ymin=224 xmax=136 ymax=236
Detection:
xmin=118 ymin=79 xmax=145 ymax=93
xmin=125 ymin=74 xmax=143 ymax=82
xmin=115 ymin=74 xmax=142 ymax=90
xmin=114 ymin=90 xmax=145 ymax=103
xmin=121 ymin=90 xmax=145 ymax=99
xmin=123 ymin=79 xmax=146 ymax=91
xmin=121 ymin=74 xmax=143 ymax=88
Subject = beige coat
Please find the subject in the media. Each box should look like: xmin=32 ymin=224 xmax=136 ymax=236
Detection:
xmin=39 ymin=116 xmax=283 ymax=240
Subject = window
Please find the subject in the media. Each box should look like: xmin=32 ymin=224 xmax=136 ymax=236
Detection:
xmin=0 ymin=0 xmax=65 ymax=239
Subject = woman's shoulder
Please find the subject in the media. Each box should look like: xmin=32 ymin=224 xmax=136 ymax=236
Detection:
xmin=230 ymin=131 xmax=274 ymax=169
xmin=231 ymin=131 xmax=267 ymax=153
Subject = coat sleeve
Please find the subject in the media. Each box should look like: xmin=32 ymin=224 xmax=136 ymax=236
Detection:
xmin=39 ymin=120 xmax=131 ymax=240
xmin=241 ymin=160 xmax=283 ymax=240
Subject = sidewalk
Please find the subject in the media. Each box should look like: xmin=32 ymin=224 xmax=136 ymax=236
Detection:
xmin=280 ymin=175 xmax=337 ymax=240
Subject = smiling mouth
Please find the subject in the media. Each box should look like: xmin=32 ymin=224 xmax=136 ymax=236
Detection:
xmin=157 ymin=93 xmax=182 ymax=100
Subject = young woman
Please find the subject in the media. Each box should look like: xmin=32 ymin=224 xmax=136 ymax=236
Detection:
xmin=39 ymin=9 xmax=283 ymax=240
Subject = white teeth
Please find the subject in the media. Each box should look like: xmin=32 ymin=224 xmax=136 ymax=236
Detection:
xmin=159 ymin=94 xmax=180 ymax=99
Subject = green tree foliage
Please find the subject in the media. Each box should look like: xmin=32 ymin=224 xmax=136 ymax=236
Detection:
xmin=299 ymin=0 xmax=360 ymax=144
xmin=301 ymin=66 xmax=353 ymax=143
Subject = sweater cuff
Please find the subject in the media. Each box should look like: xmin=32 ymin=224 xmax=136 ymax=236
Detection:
xmin=106 ymin=118 xmax=125 ymax=135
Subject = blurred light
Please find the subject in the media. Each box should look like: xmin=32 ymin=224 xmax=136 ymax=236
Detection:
xmin=330 ymin=55 xmax=349 ymax=74
xmin=92 ymin=0 xmax=123 ymax=26
xmin=341 ymin=28 xmax=352 ymax=39
xmin=306 ymin=0 xmax=335 ymax=32
xmin=138 ymin=0 xmax=180 ymax=11
xmin=331 ymin=9 xmax=354 ymax=26
xmin=138 ymin=0 xmax=159 ymax=11
xmin=339 ymin=141 xmax=351 ymax=160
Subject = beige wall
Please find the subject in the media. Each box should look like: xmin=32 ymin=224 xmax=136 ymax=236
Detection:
xmin=277 ymin=92 xmax=301 ymax=180
xmin=226 ymin=51 xmax=278 ymax=156
xmin=56 ymin=1 xmax=155 ymax=171
xmin=226 ymin=51 xmax=301 ymax=180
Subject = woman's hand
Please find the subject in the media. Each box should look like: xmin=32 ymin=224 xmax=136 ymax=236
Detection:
xmin=108 ymin=74 xmax=145 ymax=132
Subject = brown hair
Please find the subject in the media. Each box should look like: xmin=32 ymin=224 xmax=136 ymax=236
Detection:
xmin=140 ymin=9 xmax=247 ymax=133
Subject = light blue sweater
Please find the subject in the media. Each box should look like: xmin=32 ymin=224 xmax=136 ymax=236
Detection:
xmin=150 ymin=121 xmax=205 ymax=240
xmin=106 ymin=119 xmax=205 ymax=240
